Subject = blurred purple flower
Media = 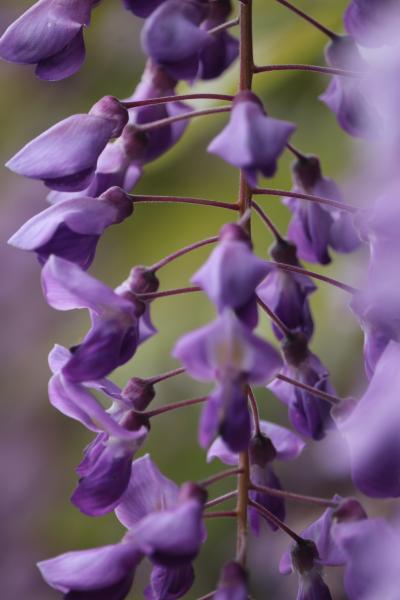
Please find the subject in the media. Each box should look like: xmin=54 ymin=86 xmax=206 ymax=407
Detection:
xmin=344 ymin=0 xmax=400 ymax=47
xmin=214 ymin=561 xmax=248 ymax=600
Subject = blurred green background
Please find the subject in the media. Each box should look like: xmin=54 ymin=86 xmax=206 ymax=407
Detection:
xmin=0 ymin=1 xmax=374 ymax=598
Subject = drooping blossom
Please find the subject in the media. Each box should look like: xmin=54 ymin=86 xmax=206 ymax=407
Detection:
xmin=8 ymin=186 xmax=133 ymax=269
xmin=320 ymin=36 xmax=377 ymax=138
xmin=173 ymin=310 xmax=282 ymax=451
xmin=6 ymin=96 xmax=128 ymax=191
xmin=283 ymin=155 xmax=360 ymax=264
xmin=208 ymin=419 xmax=305 ymax=533
xmin=208 ymin=91 xmax=296 ymax=186
xmin=0 ymin=0 xmax=95 ymax=80
xmin=41 ymin=256 xmax=140 ymax=382
xmin=198 ymin=0 xmax=239 ymax=80
xmin=268 ymin=334 xmax=334 ymax=440
xmin=333 ymin=341 xmax=400 ymax=497
xmin=257 ymin=238 xmax=316 ymax=340
xmin=344 ymin=0 xmax=400 ymax=47
xmin=141 ymin=0 xmax=209 ymax=81
xmin=192 ymin=223 xmax=270 ymax=328
xmin=39 ymin=455 xmax=205 ymax=598
xmin=286 ymin=539 xmax=333 ymax=600
xmin=48 ymin=344 xmax=149 ymax=515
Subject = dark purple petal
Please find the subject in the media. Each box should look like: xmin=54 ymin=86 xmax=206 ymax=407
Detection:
xmin=38 ymin=542 xmax=141 ymax=597
xmin=144 ymin=564 xmax=195 ymax=600
xmin=249 ymin=466 xmax=285 ymax=534
xmin=334 ymin=341 xmax=400 ymax=497
xmin=296 ymin=573 xmax=333 ymax=600
xmin=123 ymin=0 xmax=167 ymax=18
xmin=0 ymin=0 xmax=91 ymax=65
xmin=36 ymin=28 xmax=85 ymax=81
xmin=208 ymin=91 xmax=295 ymax=184
xmin=6 ymin=114 xmax=117 ymax=191
xmin=214 ymin=561 xmax=248 ymax=600
xmin=116 ymin=454 xmax=179 ymax=529
xmin=217 ymin=383 xmax=252 ymax=452
xmin=199 ymin=30 xmax=239 ymax=80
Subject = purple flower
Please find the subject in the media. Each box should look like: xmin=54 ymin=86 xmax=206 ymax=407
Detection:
xmin=198 ymin=0 xmax=239 ymax=80
xmin=283 ymin=156 xmax=360 ymax=264
xmin=144 ymin=565 xmax=195 ymax=600
xmin=116 ymin=455 xmax=206 ymax=567
xmin=333 ymin=341 xmax=400 ymax=497
xmin=173 ymin=310 xmax=282 ymax=450
xmin=8 ymin=186 xmax=133 ymax=269
xmin=192 ymin=223 xmax=270 ymax=329
xmin=141 ymin=0 xmax=209 ymax=81
xmin=42 ymin=256 xmax=140 ymax=381
xmin=334 ymin=517 xmax=400 ymax=600
xmin=257 ymin=238 xmax=316 ymax=340
xmin=280 ymin=497 xmax=367 ymax=575
xmin=214 ymin=561 xmax=248 ymax=600
xmin=6 ymin=96 xmax=128 ymax=192
xmin=344 ymin=0 xmax=400 ymax=47
xmin=268 ymin=335 xmax=334 ymax=440
xmin=208 ymin=420 xmax=305 ymax=533
xmin=38 ymin=542 xmax=142 ymax=599
xmin=208 ymin=91 xmax=296 ymax=186
xmin=320 ymin=36 xmax=376 ymax=138
xmin=48 ymin=345 xmax=149 ymax=515
xmin=0 ymin=0 xmax=95 ymax=80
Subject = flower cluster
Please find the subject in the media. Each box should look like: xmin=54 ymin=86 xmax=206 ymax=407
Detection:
xmin=3 ymin=0 xmax=400 ymax=598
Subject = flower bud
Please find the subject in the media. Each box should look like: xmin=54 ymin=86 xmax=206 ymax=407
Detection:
xmin=89 ymin=96 xmax=129 ymax=137
xmin=249 ymin=434 xmax=277 ymax=467
xmin=282 ymin=332 xmax=309 ymax=367
xmin=122 ymin=377 xmax=156 ymax=411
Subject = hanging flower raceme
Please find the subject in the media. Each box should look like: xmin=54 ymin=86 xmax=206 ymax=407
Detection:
xmin=208 ymin=91 xmax=296 ymax=186
xmin=344 ymin=0 xmax=400 ymax=47
xmin=141 ymin=0 xmax=210 ymax=81
xmin=39 ymin=455 xmax=206 ymax=599
xmin=8 ymin=186 xmax=133 ymax=269
xmin=268 ymin=334 xmax=335 ymax=440
xmin=192 ymin=223 xmax=270 ymax=329
xmin=257 ymin=238 xmax=316 ymax=341
xmin=282 ymin=155 xmax=360 ymax=264
xmin=198 ymin=0 xmax=239 ymax=80
xmin=0 ymin=0 xmax=96 ymax=80
xmin=41 ymin=256 xmax=141 ymax=382
xmin=333 ymin=341 xmax=400 ymax=498
xmin=173 ymin=310 xmax=282 ymax=452
xmin=320 ymin=36 xmax=377 ymax=138
xmin=48 ymin=345 xmax=150 ymax=516
xmin=6 ymin=96 xmax=129 ymax=192
xmin=208 ymin=420 xmax=305 ymax=533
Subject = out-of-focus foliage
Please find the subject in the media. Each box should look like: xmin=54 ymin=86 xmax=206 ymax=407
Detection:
xmin=0 ymin=1 xmax=368 ymax=598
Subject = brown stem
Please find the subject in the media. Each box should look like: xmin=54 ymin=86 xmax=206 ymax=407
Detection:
xmin=208 ymin=17 xmax=240 ymax=35
xmin=137 ymin=286 xmax=201 ymax=300
xmin=254 ymin=63 xmax=360 ymax=77
xmin=131 ymin=194 xmax=239 ymax=212
xmin=249 ymin=499 xmax=303 ymax=544
xmin=247 ymin=387 xmax=261 ymax=436
xmin=253 ymin=187 xmax=358 ymax=213
xmin=276 ymin=373 xmax=342 ymax=405
xmin=251 ymin=200 xmax=283 ymax=240
xmin=256 ymin=295 xmax=292 ymax=338
xmin=250 ymin=483 xmax=339 ymax=509
xmin=144 ymin=395 xmax=208 ymax=418
xmin=136 ymin=106 xmax=231 ymax=132
xmin=122 ymin=93 xmax=234 ymax=109
xmin=204 ymin=511 xmax=237 ymax=519
xmin=275 ymin=0 xmax=338 ymax=40
xmin=201 ymin=468 xmax=243 ymax=488
xmin=149 ymin=236 xmax=219 ymax=272
xmin=266 ymin=261 xmax=357 ymax=294
xmin=147 ymin=367 xmax=186 ymax=385
xmin=205 ymin=490 xmax=238 ymax=509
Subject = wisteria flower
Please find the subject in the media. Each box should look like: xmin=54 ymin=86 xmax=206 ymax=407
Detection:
xmin=42 ymin=256 xmax=140 ymax=382
xmin=208 ymin=91 xmax=296 ymax=186
xmin=0 ymin=0 xmax=95 ymax=80
xmin=192 ymin=223 xmax=270 ymax=328
xmin=214 ymin=561 xmax=248 ymax=600
xmin=333 ymin=341 xmax=400 ymax=497
xmin=8 ymin=186 xmax=133 ymax=269
xmin=198 ymin=0 xmax=239 ymax=80
xmin=283 ymin=155 xmax=360 ymax=264
xmin=344 ymin=0 xmax=400 ymax=47
xmin=173 ymin=310 xmax=282 ymax=451
xmin=6 ymin=96 xmax=128 ymax=191
xmin=208 ymin=419 xmax=305 ymax=533
xmin=141 ymin=0 xmax=209 ymax=81
xmin=268 ymin=336 xmax=334 ymax=440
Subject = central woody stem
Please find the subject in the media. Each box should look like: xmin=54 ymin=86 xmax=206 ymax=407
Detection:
xmin=236 ymin=0 xmax=254 ymax=569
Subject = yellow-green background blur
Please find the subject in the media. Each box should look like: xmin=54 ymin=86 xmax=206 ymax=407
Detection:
xmin=0 ymin=2 xmax=374 ymax=598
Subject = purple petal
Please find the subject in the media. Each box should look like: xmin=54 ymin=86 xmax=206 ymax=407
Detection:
xmin=36 ymin=28 xmax=85 ymax=81
xmin=123 ymin=0 xmax=167 ymax=18
xmin=144 ymin=564 xmax=195 ymax=600
xmin=116 ymin=454 xmax=179 ymax=529
xmin=6 ymin=114 xmax=116 ymax=191
xmin=249 ymin=466 xmax=285 ymax=534
xmin=259 ymin=420 xmax=306 ymax=461
xmin=214 ymin=561 xmax=248 ymax=600
xmin=38 ymin=542 xmax=140 ymax=595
